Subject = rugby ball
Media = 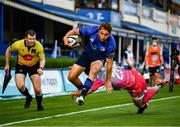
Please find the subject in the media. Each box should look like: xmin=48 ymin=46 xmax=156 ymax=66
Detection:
xmin=68 ymin=35 xmax=81 ymax=47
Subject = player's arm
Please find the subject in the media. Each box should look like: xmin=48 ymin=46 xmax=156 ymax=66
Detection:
xmin=104 ymin=57 xmax=113 ymax=93
xmin=106 ymin=58 xmax=113 ymax=81
xmin=37 ymin=58 xmax=45 ymax=76
xmin=39 ymin=58 xmax=45 ymax=69
xmin=104 ymin=37 xmax=116 ymax=93
xmin=5 ymin=47 xmax=12 ymax=72
xmin=37 ymin=45 xmax=46 ymax=75
xmin=63 ymin=28 xmax=80 ymax=47
xmin=160 ymin=47 xmax=164 ymax=65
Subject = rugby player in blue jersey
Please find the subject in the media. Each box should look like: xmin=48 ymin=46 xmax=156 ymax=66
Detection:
xmin=63 ymin=22 xmax=116 ymax=105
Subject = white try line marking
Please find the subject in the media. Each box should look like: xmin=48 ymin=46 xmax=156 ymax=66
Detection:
xmin=0 ymin=95 xmax=180 ymax=126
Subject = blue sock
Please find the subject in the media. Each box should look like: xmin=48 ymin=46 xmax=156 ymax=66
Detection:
xmin=80 ymin=78 xmax=93 ymax=97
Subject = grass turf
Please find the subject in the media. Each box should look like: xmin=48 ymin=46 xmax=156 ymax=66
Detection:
xmin=0 ymin=85 xmax=180 ymax=126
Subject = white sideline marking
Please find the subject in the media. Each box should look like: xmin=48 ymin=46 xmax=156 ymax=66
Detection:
xmin=0 ymin=96 xmax=180 ymax=126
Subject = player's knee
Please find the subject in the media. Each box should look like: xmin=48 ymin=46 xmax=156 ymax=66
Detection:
xmin=17 ymin=84 xmax=25 ymax=92
xmin=89 ymin=67 xmax=99 ymax=75
xmin=68 ymin=73 xmax=76 ymax=82
xmin=34 ymin=88 xmax=42 ymax=95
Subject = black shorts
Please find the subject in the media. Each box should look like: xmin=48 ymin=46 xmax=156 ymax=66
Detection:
xmin=149 ymin=66 xmax=160 ymax=75
xmin=76 ymin=51 xmax=106 ymax=75
xmin=15 ymin=63 xmax=40 ymax=77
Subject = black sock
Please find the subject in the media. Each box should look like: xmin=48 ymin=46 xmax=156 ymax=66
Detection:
xmin=21 ymin=88 xmax=32 ymax=98
xmin=140 ymin=103 xmax=147 ymax=109
xmin=76 ymin=83 xmax=83 ymax=90
xmin=36 ymin=94 xmax=43 ymax=107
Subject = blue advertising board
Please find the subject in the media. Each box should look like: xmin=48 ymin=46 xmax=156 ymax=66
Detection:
xmin=61 ymin=69 xmax=87 ymax=92
xmin=77 ymin=9 xmax=121 ymax=27
xmin=0 ymin=68 xmax=101 ymax=99
xmin=0 ymin=70 xmax=31 ymax=97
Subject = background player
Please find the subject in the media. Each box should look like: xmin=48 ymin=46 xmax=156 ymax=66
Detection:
xmin=122 ymin=43 xmax=135 ymax=70
xmin=144 ymin=37 xmax=164 ymax=86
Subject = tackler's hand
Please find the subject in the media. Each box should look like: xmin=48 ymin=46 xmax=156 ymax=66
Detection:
xmin=104 ymin=80 xmax=112 ymax=94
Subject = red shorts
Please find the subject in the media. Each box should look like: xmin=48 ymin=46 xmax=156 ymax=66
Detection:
xmin=129 ymin=70 xmax=147 ymax=98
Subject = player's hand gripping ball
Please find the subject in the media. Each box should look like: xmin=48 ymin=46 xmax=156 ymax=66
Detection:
xmin=68 ymin=35 xmax=81 ymax=48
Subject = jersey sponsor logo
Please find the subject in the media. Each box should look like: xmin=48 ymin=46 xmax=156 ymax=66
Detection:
xmin=23 ymin=54 xmax=33 ymax=61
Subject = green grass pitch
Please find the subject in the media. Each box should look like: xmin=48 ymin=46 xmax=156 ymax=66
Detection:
xmin=0 ymin=85 xmax=180 ymax=126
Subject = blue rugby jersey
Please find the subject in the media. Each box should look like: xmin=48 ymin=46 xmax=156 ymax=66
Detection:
xmin=79 ymin=25 xmax=116 ymax=58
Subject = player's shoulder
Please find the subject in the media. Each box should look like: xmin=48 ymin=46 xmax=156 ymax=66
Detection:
xmin=35 ymin=40 xmax=41 ymax=44
xmin=84 ymin=25 xmax=99 ymax=29
xmin=109 ymin=34 xmax=116 ymax=43
xmin=15 ymin=39 xmax=24 ymax=43
xmin=82 ymin=25 xmax=99 ymax=32
xmin=107 ymin=35 xmax=116 ymax=49
xmin=12 ymin=39 xmax=24 ymax=46
xmin=91 ymin=25 xmax=99 ymax=30
xmin=35 ymin=40 xmax=43 ymax=47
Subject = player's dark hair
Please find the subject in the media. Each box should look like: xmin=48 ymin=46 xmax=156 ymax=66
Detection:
xmin=99 ymin=22 xmax=112 ymax=33
xmin=152 ymin=36 xmax=158 ymax=40
xmin=25 ymin=29 xmax=36 ymax=37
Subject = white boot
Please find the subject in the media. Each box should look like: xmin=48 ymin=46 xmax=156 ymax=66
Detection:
xmin=76 ymin=96 xmax=84 ymax=106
